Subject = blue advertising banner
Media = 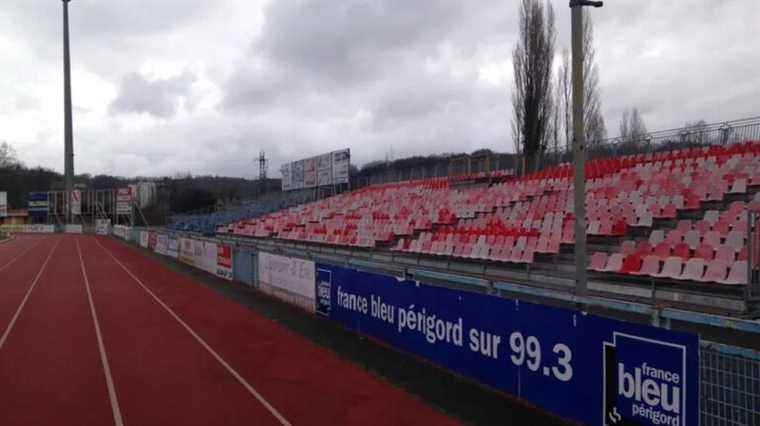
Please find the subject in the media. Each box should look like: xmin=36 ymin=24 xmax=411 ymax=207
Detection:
xmin=317 ymin=264 xmax=699 ymax=426
xmin=27 ymin=192 xmax=49 ymax=217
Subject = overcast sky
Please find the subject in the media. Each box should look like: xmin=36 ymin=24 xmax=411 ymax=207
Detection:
xmin=0 ymin=0 xmax=757 ymax=178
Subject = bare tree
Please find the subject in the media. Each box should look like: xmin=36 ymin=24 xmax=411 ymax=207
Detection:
xmin=582 ymin=11 xmax=607 ymax=146
xmin=619 ymin=107 xmax=648 ymax=144
xmin=0 ymin=142 xmax=19 ymax=168
xmin=556 ymin=48 xmax=571 ymax=150
xmin=512 ymin=0 xmax=556 ymax=173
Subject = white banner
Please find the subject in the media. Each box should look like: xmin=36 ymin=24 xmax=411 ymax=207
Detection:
xmin=155 ymin=234 xmax=168 ymax=256
xmin=0 ymin=192 xmax=7 ymax=218
xmin=95 ymin=219 xmax=111 ymax=236
xmin=71 ymin=190 xmax=81 ymax=216
xmin=258 ymin=252 xmax=316 ymax=308
xmin=140 ymin=231 xmax=149 ymax=248
xmin=64 ymin=224 xmax=83 ymax=234
xmin=113 ymin=224 xmax=132 ymax=241
xmin=201 ymin=241 xmax=218 ymax=274
xmin=332 ymin=149 xmax=350 ymax=184
xmin=216 ymin=244 xmax=233 ymax=281
xmin=167 ymin=235 xmax=179 ymax=259
xmin=317 ymin=153 xmax=332 ymax=186
xmin=179 ymin=238 xmax=195 ymax=265
xmin=116 ymin=187 xmax=133 ymax=215
xmin=281 ymin=163 xmax=292 ymax=191
xmin=24 ymin=224 xmax=55 ymax=234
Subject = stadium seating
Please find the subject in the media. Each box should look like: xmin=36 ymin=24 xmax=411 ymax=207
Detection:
xmin=212 ymin=140 xmax=759 ymax=287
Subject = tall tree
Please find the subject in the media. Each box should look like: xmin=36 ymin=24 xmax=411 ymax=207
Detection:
xmin=619 ymin=107 xmax=648 ymax=143
xmin=512 ymin=0 xmax=556 ymax=173
xmin=556 ymin=48 xmax=572 ymax=149
xmin=582 ymin=11 xmax=607 ymax=146
xmin=0 ymin=141 xmax=19 ymax=168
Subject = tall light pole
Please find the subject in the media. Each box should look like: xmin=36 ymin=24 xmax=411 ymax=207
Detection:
xmin=570 ymin=0 xmax=602 ymax=297
xmin=62 ymin=0 xmax=74 ymax=224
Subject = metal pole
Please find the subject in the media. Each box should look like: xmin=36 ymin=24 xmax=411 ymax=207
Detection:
xmin=62 ymin=0 xmax=74 ymax=224
xmin=571 ymin=4 xmax=587 ymax=296
xmin=569 ymin=0 xmax=602 ymax=297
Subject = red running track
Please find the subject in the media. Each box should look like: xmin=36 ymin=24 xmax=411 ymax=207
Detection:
xmin=0 ymin=234 xmax=459 ymax=426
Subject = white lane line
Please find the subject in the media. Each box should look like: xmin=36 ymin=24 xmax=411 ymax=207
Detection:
xmin=93 ymin=238 xmax=291 ymax=426
xmin=0 ymin=237 xmax=44 ymax=274
xmin=0 ymin=238 xmax=61 ymax=351
xmin=76 ymin=238 xmax=125 ymax=426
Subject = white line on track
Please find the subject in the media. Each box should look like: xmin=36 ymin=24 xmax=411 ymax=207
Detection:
xmin=0 ymin=237 xmax=44 ymax=274
xmin=76 ymin=238 xmax=125 ymax=426
xmin=93 ymin=237 xmax=292 ymax=426
xmin=0 ymin=237 xmax=60 ymax=351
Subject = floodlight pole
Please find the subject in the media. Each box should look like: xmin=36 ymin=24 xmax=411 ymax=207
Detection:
xmin=570 ymin=0 xmax=602 ymax=298
xmin=63 ymin=0 xmax=74 ymax=224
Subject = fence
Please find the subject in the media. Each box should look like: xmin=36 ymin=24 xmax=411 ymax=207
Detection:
xmin=700 ymin=342 xmax=760 ymax=425
xmin=540 ymin=116 xmax=760 ymax=170
xmin=121 ymin=228 xmax=760 ymax=425
xmin=749 ymin=211 xmax=760 ymax=302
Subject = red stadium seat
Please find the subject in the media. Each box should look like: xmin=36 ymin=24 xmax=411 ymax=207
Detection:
xmin=694 ymin=243 xmax=715 ymax=261
xmin=620 ymin=254 xmax=642 ymax=274
xmin=700 ymin=260 xmax=729 ymax=283
xmin=652 ymin=256 xmax=684 ymax=279
xmin=678 ymin=258 xmax=706 ymax=281
xmin=602 ymin=253 xmax=624 ymax=272
xmin=633 ymin=255 xmax=661 ymax=276
xmin=589 ymin=252 xmax=608 ymax=271
xmin=718 ymin=261 xmax=748 ymax=285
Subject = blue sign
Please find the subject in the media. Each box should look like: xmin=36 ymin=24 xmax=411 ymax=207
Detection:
xmin=27 ymin=192 xmax=49 ymax=217
xmin=317 ymin=264 xmax=699 ymax=425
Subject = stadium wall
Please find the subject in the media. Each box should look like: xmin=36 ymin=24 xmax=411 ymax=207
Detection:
xmin=110 ymin=228 xmax=760 ymax=425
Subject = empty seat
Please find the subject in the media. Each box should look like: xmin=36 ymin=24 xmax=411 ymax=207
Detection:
xmin=704 ymin=210 xmax=720 ymax=224
xmin=729 ymin=178 xmax=747 ymax=194
xmin=694 ymin=243 xmax=715 ymax=261
xmin=725 ymin=231 xmax=745 ymax=252
xmin=699 ymin=260 xmax=729 ymax=283
xmin=703 ymin=230 xmax=721 ymax=248
xmin=652 ymin=256 xmax=684 ymax=279
xmin=664 ymin=230 xmax=684 ymax=245
xmin=602 ymin=253 xmax=625 ymax=272
xmin=653 ymin=242 xmax=672 ymax=259
xmin=715 ymin=245 xmax=736 ymax=263
xmin=632 ymin=255 xmax=661 ymax=276
xmin=718 ymin=261 xmax=748 ymax=285
xmin=620 ymin=240 xmax=637 ymax=255
xmin=621 ymin=254 xmax=643 ymax=274
xmin=684 ymin=230 xmax=701 ymax=250
xmin=678 ymin=258 xmax=706 ymax=281
xmin=589 ymin=252 xmax=608 ymax=271
xmin=672 ymin=242 xmax=690 ymax=259
xmin=676 ymin=220 xmax=692 ymax=233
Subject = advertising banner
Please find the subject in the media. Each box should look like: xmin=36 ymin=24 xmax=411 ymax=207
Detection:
xmin=258 ymin=252 xmax=316 ymax=311
xmin=317 ymin=153 xmax=332 ymax=186
xmin=216 ymin=244 xmax=234 ymax=281
xmin=148 ymin=232 xmax=158 ymax=251
xmin=24 ymin=224 xmax=55 ymax=234
xmin=71 ymin=190 xmax=81 ymax=216
xmin=332 ymin=149 xmax=350 ymax=184
xmin=202 ymin=241 xmax=218 ymax=274
xmin=113 ymin=225 xmax=132 ymax=241
xmin=64 ymin=224 xmax=83 ymax=234
xmin=116 ymin=187 xmax=133 ymax=215
xmin=167 ymin=234 xmax=179 ymax=259
xmin=155 ymin=234 xmax=168 ymax=256
xmin=304 ymin=158 xmax=317 ymax=188
xmin=140 ymin=231 xmax=149 ymax=248
xmin=281 ymin=163 xmax=292 ymax=192
xmin=317 ymin=264 xmax=699 ymax=426
xmin=0 ymin=192 xmax=7 ymax=218
xmin=95 ymin=219 xmax=111 ymax=236
xmin=179 ymin=238 xmax=195 ymax=265
xmin=28 ymin=192 xmax=49 ymax=217
xmin=292 ymin=160 xmax=305 ymax=190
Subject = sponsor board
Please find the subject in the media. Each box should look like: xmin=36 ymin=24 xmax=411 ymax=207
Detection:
xmin=23 ymin=224 xmax=55 ymax=234
xmin=332 ymin=149 xmax=350 ymax=184
xmin=28 ymin=192 xmax=49 ymax=217
xmin=140 ymin=231 xmax=149 ymax=248
xmin=179 ymin=238 xmax=195 ymax=265
xmin=113 ymin=225 xmax=132 ymax=241
xmin=0 ymin=192 xmax=7 ymax=218
xmin=167 ymin=235 xmax=179 ymax=259
xmin=281 ymin=149 xmax=350 ymax=191
xmin=116 ymin=187 xmax=133 ymax=215
xmin=95 ymin=219 xmax=111 ymax=236
xmin=281 ymin=163 xmax=292 ymax=191
xmin=216 ymin=244 xmax=234 ymax=281
xmin=155 ymin=234 xmax=168 ymax=256
xmin=71 ymin=190 xmax=81 ymax=216
xmin=318 ymin=264 xmax=699 ymax=425
xmin=258 ymin=252 xmax=315 ymax=311
xmin=148 ymin=232 xmax=157 ymax=251
xmin=64 ymin=224 xmax=83 ymax=234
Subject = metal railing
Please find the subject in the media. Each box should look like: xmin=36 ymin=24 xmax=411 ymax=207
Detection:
xmin=700 ymin=342 xmax=760 ymax=425
xmin=542 ymin=115 xmax=760 ymax=168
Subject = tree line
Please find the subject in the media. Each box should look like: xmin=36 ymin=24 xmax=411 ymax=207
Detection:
xmin=512 ymin=0 xmax=650 ymax=173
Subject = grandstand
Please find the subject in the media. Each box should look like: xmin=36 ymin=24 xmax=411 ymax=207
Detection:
xmin=216 ymin=138 xmax=760 ymax=317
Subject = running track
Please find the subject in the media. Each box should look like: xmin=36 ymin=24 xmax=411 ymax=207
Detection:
xmin=0 ymin=234 xmax=459 ymax=426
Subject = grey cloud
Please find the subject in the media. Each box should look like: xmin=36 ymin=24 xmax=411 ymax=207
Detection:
xmin=109 ymin=70 xmax=196 ymax=118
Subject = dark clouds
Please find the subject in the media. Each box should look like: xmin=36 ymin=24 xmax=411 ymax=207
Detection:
xmin=109 ymin=71 xmax=196 ymax=118
xmin=0 ymin=0 xmax=758 ymax=178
